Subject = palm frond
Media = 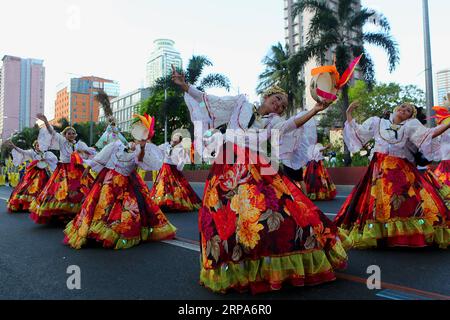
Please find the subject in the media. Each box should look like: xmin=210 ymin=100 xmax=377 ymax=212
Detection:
xmin=186 ymin=55 xmax=213 ymax=84
xmin=291 ymin=0 xmax=334 ymax=19
xmin=363 ymin=32 xmax=399 ymax=72
xmin=199 ymin=74 xmax=231 ymax=91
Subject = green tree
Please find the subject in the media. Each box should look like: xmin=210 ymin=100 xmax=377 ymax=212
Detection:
xmin=291 ymin=0 xmax=400 ymax=165
xmin=257 ymin=42 xmax=304 ymax=115
xmin=347 ymin=80 xmax=425 ymax=123
xmin=140 ymin=55 xmax=231 ymax=143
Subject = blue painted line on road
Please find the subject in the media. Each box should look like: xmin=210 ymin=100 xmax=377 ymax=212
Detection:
xmin=376 ymin=289 xmax=433 ymax=300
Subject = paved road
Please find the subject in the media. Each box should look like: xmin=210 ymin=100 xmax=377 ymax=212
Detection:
xmin=0 ymin=184 xmax=448 ymax=301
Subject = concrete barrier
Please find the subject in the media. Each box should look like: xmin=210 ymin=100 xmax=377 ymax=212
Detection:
xmin=144 ymin=167 xmax=369 ymax=186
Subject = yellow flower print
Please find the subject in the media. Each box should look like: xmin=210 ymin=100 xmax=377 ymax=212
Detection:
xmin=272 ymin=175 xmax=291 ymax=198
xmin=67 ymin=169 xmax=79 ymax=180
xmin=237 ymin=219 xmax=264 ymax=249
xmin=205 ymin=186 xmax=219 ymax=209
xmin=55 ymin=183 xmax=68 ymax=201
xmin=419 ymin=189 xmax=439 ymax=225
xmin=28 ymin=178 xmax=40 ymax=195
xmin=113 ymin=174 xmax=127 ymax=188
xmin=382 ymin=156 xmax=400 ymax=171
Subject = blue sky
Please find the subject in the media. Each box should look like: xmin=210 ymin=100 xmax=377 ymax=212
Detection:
xmin=1 ymin=0 xmax=448 ymax=118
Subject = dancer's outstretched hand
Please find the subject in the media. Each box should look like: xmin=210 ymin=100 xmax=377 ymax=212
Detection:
xmin=36 ymin=113 xmax=47 ymax=122
xmin=171 ymin=65 xmax=189 ymax=92
xmin=347 ymin=101 xmax=360 ymax=115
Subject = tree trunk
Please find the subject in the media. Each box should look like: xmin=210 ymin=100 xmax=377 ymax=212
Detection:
xmin=342 ymin=87 xmax=352 ymax=166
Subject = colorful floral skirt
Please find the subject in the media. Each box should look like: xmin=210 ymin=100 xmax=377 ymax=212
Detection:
xmin=29 ymin=162 xmax=94 ymax=224
xmin=199 ymin=143 xmax=348 ymax=294
xmin=303 ymin=160 xmax=337 ymax=201
xmin=149 ymin=163 xmax=201 ymax=212
xmin=435 ymin=160 xmax=450 ymax=187
xmin=334 ymin=153 xmax=449 ymax=249
xmin=7 ymin=163 xmax=50 ymax=212
xmin=64 ymin=168 xmax=177 ymax=249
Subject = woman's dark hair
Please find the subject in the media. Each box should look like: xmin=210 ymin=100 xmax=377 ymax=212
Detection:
xmin=416 ymin=107 xmax=427 ymax=125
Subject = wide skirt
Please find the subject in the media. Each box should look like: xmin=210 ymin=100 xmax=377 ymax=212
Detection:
xmin=435 ymin=160 xmax=450 ymax=187
xmin=334 ymin=153 xmax=449 ymax=249
xmin=303 ymin=160 xmax=337 ymax=201
xmin=29 ymin=162 xmax=94 ymax=224
xmin=199 ymin=143 xmax=348 ymax=294
xmin=64 ymin=168 xmax=177 ymax=249
xmin=149 ymin=163 xmax=201 ymax=212
xmin=7 ymin=163 xmax=50 ymax=212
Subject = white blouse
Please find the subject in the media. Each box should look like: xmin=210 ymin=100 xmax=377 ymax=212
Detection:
xmin=184 ymin=86 xmax=301 ymax=153
xmin=38 ymin=127 xmax=96 ymax=164
xmin=11 ymin=148 xmax=58 ymax=171
xmin=159 ymin=142 xmax=190 ymax=171
xmin=343 ymin=116 xmax=437 ymax=163
xmin=307 ymin=143 xmax=326 ymax=162
xmin=86 ymin=140 xmax=164 ymax=177
xmin=280 ymin=112 xmax=317 ymax=170
xmin=437 ymin=130 xmax=450 ymax=161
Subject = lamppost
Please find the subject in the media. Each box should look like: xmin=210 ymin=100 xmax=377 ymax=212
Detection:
xmin=423 ymin=0 xmax=434 ymax=127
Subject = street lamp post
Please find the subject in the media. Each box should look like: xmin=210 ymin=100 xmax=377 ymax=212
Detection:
xmin=164 ymin=88 xmax=168 ymax=143
xmin=423 ymin=0 xmax=434 ymax=127
xmin=89 ymin=76 xmax=94 ymax=146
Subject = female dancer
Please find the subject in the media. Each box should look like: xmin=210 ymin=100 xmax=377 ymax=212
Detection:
xmin=6 ymin=140 xmax=57 ymax=212
xmin=29 ymin=114 xmax=95 ymax=224
xmin=334 ymin=102 xmax=450 ymax=249
xmin=64 ymin=115 xmax=176 ymax=249
xmin=303 ymin=143 xmax=337 ymax=201
xmin=149 ymin=132 xmax=201 ymax=212
xmin=174 ymin=66 xmax=348 ymax=294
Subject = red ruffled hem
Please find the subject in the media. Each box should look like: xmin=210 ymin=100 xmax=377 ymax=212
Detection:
xmin=30 ymin=211 xmax=75 ymax=224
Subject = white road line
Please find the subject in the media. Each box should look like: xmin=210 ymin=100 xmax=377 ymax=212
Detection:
xmin=162 ymin=239 xmax=200 ymax=252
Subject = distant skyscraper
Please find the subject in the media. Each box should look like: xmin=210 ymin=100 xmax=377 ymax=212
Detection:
xmin=283 ymin=0 xmax=362 ymax=110
xmin=99 ymin=87 xmax=152 ymax=132
xmin=146 ymin=39 xmax=183 ymax=87
xmin=0 ymin=55 xmax=45 ymax=142
xmin=436 ymin=69 xmax=450 ymax=106
xmin=52 ymin=76 xmax=119 ymax=125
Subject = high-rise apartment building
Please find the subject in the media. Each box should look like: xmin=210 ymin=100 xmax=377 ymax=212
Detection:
xmin=52 ymin=76 xmax=119 ymax=125
xmin=146 ymin=39 xmax=182 ymax=87
xmin=436 ymin=69 xmax=450 ymax=106
xmin=283 ymin=0 xmax=362 ymax=110
xmin=0 ymin=55 xmax=45 ymax=142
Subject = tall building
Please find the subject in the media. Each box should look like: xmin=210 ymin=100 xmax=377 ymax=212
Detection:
xmin=99 ymin=88 xmax=152 ymax=133
xmin=146 ymin=39 xmax=182 ymax=87
xmin=283 ymin=0 xmax=362 ymax=110
xmin=52 ymin=76 xmax=119 ymax=125
xmin=0 ymin=55 xmax=45 ymax=142
xmin=436 ymin=69 xmax=450 ymax=106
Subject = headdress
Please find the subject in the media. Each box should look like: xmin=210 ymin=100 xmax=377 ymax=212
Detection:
xmin=131 ymin=113 xmax=155 ymax=141
xmin=310 ymin=54 xmax=363 ymax=103
xmin=263 ymin=85 xmax=287 ymax=98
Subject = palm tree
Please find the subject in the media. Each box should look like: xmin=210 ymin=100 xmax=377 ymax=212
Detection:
xmin=291 ymin=0 xmax=399 ymax=164
xmin=141 ymin=55 xmax=231 ymax=143
xmin=257 ymin=42 xmax=304 ymax=115
xmin=153 ymin=55 xmax=231 ymax=93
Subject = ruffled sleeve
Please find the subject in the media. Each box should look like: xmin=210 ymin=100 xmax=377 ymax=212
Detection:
xmin=135 ymin=142 xmax=164 ymax=171
xmin=184 ymin=85 xmax=244 ymax=129
xmin=439 ymin=130 xmax=450 ymax=160
xmin=279 ymin=112 xmax=317 ymax=169
xmin=405 ymin=119 xmax=439 ymax=160
xmin=11 ymin=148 xmax=35 ymax=167
xmin=307 ymin=144 xmax=325 ymax=161
xmin=76 ymin=141 xmax=97 ymax=160
xmin=343 ymin=117 xmax=378 ymax=153
xmin=43 ymin=151 xmax=58 ymax=171
xmin=86 ymin=141 xmax=121 ymax=173
xmin=172 ymin=146 xmax=190 ymax=171
xmin=38 ymin=127 xmax=64 ymax=151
